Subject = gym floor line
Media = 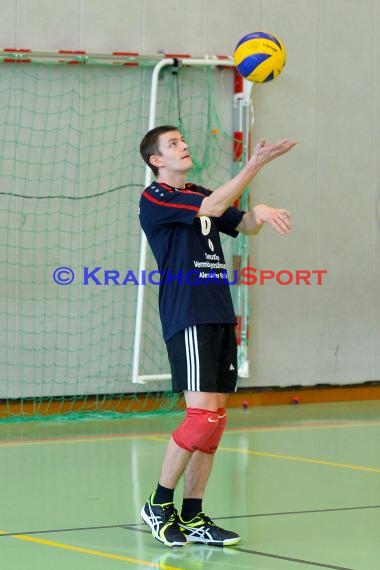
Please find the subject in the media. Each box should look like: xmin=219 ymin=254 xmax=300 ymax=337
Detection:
xmin=2 ymin=504 xmax=379 ymax=537
xmin=0 ymin=525 xmax=356 ymax=570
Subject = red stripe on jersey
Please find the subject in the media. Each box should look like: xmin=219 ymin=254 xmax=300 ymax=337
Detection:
xmin=142 ymin=191 xmax=200 ymax=212
xmin=159 ymin=183 xmax=175 ymax=191
xmin=185 ymin=183 xmax=209 ymax=196
xmin=180 ymin=188 xmax=206 ymax=196
xmin=157 ymin=182 xmax=206 ymax=197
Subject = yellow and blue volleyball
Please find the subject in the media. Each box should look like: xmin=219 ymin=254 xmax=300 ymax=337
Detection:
xmin=234 ymin=31 xmax=286 ymax=83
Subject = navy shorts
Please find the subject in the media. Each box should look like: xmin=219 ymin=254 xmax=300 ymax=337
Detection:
xmin=166 ymin=324 xmax=238 ymax=393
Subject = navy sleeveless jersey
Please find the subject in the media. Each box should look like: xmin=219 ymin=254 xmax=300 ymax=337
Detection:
xmin=139 ymin=181 xmax=245 ymax=342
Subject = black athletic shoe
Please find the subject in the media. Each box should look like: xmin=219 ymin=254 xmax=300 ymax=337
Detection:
xmin=179 ymin=512 xmax=241 ymax=547
xmin=141 ymin=493 xmax=187 ymax=547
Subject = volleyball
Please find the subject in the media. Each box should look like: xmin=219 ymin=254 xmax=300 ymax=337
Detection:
xmin=234 ymin=31 xmax=286 ymax=83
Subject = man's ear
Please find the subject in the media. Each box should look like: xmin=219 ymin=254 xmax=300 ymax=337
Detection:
xmin=149 ymin=154 xmax=163 ymax=169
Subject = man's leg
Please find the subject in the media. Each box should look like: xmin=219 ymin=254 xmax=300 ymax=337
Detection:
xmin=153 ymin=391 xmax=221 ymax=508
xmin=178 ymin=391 xmax=240 ymax=546
xmin=141 ymin=394 xmax=223 ymax=547
xmin=182 ymin=391 xmax=225 ymax=501
xmin=156 ymin=392 xmax=222 ymax=511
xmin=140 ymin=435 xmax=192 ymax=548
xmin=141 ymin=324 xmax=239 ymax=547
xmin=183 ymin=450 xmax=215 ymax=499
xmin=158 ymin=438 xmax=193 ymax=489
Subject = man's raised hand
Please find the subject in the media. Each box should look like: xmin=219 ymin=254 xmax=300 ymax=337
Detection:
xmin=250 ymin=138 xmax=297 ymax=169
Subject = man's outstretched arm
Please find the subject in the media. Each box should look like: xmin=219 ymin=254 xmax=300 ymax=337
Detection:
xmin=197 ymin=138 xmax=297 ymax=218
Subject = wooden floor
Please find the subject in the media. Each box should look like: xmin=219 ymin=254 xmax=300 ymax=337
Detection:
xmin=1 ymin=400 xmax=379 ymax=570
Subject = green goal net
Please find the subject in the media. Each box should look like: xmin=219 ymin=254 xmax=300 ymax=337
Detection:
xmin=0 ymin=53 xmax=249 ymax=421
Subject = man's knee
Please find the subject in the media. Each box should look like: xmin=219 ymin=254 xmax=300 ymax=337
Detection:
xmin=199 ymin=408 xmax=227 ymax=454
xmin=172 ymin=407 xmax=219 ymax=452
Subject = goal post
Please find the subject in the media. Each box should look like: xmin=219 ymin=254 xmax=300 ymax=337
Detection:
xmin=132 ymin=57 xmax=252 ymax=384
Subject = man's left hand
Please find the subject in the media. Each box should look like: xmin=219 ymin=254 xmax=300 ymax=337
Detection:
xmin=253 ymin=205 xmax=291 ymax=235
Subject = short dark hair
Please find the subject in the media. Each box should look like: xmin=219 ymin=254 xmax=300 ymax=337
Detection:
xmin=139 ymin=125 xmax=179 ymax=176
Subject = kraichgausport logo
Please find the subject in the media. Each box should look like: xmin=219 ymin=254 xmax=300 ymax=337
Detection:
xmin=52 ymin=267 xmax=327 ymax=286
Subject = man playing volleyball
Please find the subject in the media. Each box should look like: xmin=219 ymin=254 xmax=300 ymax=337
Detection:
xmin=139 ymin=125 xmax=296 ymax=547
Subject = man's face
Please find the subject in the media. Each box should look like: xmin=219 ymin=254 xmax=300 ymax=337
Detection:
xmin=153 ymin=130 xmax=193 ymax=174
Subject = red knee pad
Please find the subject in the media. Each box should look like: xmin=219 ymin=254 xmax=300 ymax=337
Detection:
xmin=199 ymin=408 xmax=227 ymax=454
xmin=172 ymin=408 xmax=219 ymax=452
